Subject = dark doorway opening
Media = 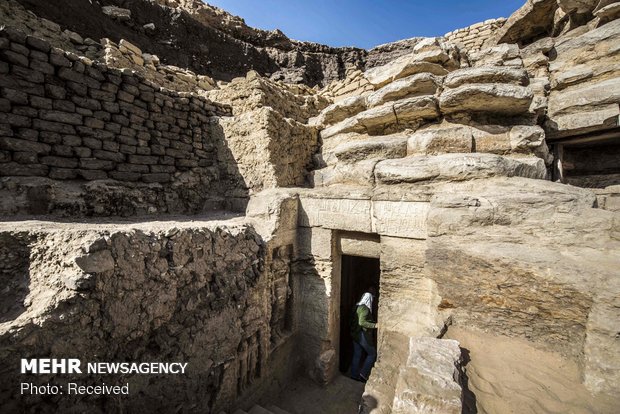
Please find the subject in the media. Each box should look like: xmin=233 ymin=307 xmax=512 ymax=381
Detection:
xmin=339 ymin=255 xmax=380 ymax=374
xmin=549 ymin=129 xmax=620 ymax=188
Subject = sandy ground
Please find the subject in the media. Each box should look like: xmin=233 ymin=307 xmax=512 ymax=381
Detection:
xmin=267 ymin=374 xmax=365 ymax=414
xmin=445 ymin=326 xmax=620 ymax=414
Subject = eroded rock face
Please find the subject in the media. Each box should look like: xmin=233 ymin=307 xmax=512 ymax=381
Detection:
xmin=0 ymin=220 xmax=292 ymax=413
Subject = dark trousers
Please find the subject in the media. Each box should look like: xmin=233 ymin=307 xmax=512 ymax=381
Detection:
xmin=351 ymin=331 xmax=376 ymax=379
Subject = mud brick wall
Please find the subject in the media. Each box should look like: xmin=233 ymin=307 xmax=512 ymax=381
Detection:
xmin=0 ymin=27 xmax=236 ymax=215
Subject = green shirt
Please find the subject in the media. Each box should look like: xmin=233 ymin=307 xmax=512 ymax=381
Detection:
xmin=351 ymin=305 xmax=376 ymax=342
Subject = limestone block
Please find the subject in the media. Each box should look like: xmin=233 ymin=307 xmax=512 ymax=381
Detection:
xmin=392 ymin=95 xmax=440 ymax=125
xmin=372 ymin=201 xmax=429 ymax=239
xmin=298 ymin=196 xmax=373 ymax=232
xmin=444 ymin=66 xmax=529 ymax=88
xmin=333 ymin=135 xmax=408 ymax=163
xmin=469 ymin=43 xmax=521 ymax=67
xmin=557 ymin=0 xmax=599 ymax=14
xmin=320 ymin=116 xmax=365 ymax=140
xmin=509 ymin=125 xmax=552 ymax=164
xmin=547 ymin=105 xmax=620 ymax=135
xmin=392 ymin=337 xmax=462 ymax=414
xmin=594 ymin=2 xmax=620 ymax=21
xmin=489 ymin=0 xmax=558 ymax=45
xmin=311 ymin=159 xmax=379 ymax=187
xmin=309 ymin=95 xmax=367 ymax=128
xmin=439 ymin=84 xmax=533 ymax=115
xmin=366 ymin=73 xmax=441 ymax=108
xmin=355 ymin=101 xmax=399 ymax=131
xmin=339 ymin=233 xmax=380 ymax=258
xmin=375 ymin=153 xmax=547 ymax=184
xmin=549 ymin=19 xmax=620 ymax=88
xmin=365 ymin=55 xmax=449 ymax=88
xmin=407 ymin=123 xmax=474 ymax=155
xmin=547 ymin=78 xmax=620 ymax=132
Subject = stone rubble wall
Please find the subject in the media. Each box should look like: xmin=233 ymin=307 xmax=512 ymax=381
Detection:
xmin=0 ymin=27 xmax=241 ymax=216
xmin=0 ymin=218 xmax=300 ymax=413
xmin=444 ymin=18 xmax=507 ymax=54
xmin=319 ymin=69 xmax=375 ymax=103
xmin=101 ymin=38 xmax=217 ymax=93
xmin=0 ymin=0 xmax=101 ymax=61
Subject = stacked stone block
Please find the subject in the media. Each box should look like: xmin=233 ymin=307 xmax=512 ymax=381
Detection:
xmin=444 ymin=18 xmax=506 ymax=53
xmin=0 ymin=28 xmax=231 ymax=186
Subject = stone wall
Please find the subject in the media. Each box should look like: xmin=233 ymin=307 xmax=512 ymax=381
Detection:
xmin=444 ymin=18 xmax=506 ymax=53
xmin=0 ymin=208 xmax=302 ymax=413
xmin=101 ymin=37 xmax=217 ymax=93
xmin=0 ymin=27 xmax=242 ymax=216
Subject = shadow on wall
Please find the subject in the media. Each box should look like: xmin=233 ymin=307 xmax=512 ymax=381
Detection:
xmin=459 ymin=347 xmax=478 ymax=414
xmin=0 ymin=233 xmax=30 ymax=323
xmin=209 ymin=119 xmax=250 ymax=212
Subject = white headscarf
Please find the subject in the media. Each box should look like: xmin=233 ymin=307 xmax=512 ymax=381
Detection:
xmin=357 ymin=292 xmax=373 ymax=313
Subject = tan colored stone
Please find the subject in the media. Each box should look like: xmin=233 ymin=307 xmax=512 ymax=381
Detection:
xmin=407 ymin=123 xmax=474 ymax=155
xmin=365 ymin=55 xmax=449 ymax=88
xmin=444 ymin=66 xmax=529 ymax=88
xmin=439 ymin=83 xmax=533 ymax=115
xmin=366 ymin=73 xmax=441 ymax=108
xmin=375 ymin=153 xmax=547 ymax=184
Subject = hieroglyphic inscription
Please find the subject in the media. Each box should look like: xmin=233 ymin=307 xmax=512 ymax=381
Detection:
xmin=298 ymin=197 xmax=372 ymax=232
xmin=372 ymin=201 xmax=429 ymax=239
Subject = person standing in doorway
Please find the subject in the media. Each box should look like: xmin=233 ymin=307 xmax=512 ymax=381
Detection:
xmin=350 ymin=287 xmax=378 ymax=382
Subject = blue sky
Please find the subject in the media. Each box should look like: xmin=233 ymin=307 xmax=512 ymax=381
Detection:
xmin=205 ymin=0 xmax=524 ymax=49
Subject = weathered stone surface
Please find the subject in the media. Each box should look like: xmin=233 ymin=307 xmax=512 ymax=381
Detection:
xmin=392 ymin=95 xmax=440 ymax=125
xmin=309 ymin=95 xmax=366 ymax=127
xmin=298 ymin=194 xmax=373 ymax=232
xmin=469 ymin=43 xmax=522 ymax=67
xmin=333 ymin=135 xmax=408 ymax=163
xmin=407 ymin=123 xmax=474 ymax=155
xmin=489 ymin=0 xmax=558 ymax=45
xmin=546 ymin=20 xmax=620 ymax=136
xmin=373 ymin=201 xmax=430 ymax=239
xmin=375 ymin=153 xmax=547 ymax=184
xmin=444 ymin=66 xmax=529 ymax=88
xmin=0 ymin=220 xmax=291 ymax=413
xmin=312 ymin=158 xmax=380 ymax=187
xmin=547 ymin=78 xmax=620 ymax=133
xmin=2 ymin=3 xmax=620 ymax=413
xmin=74 ymin=249 xmax=115 ymax=273
xmin=391 ymin=337 xmax=462 ymax=414
xmin=217 ymin=106 xmax=318 ymax=192
xmin=557 ymin=0 xmax=599 ymax=15
xmin=321 ymin=95 xmax=439 ymax=138
xmin=365 ymin=54 xmax=449 ymax=88
xmin=367 ymin=73 xmax=441 ymax=108
xmin=594 ymin=1 xmax=620 ymax=21
xmin=439 ymin=84 xmax=533 ymax=115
